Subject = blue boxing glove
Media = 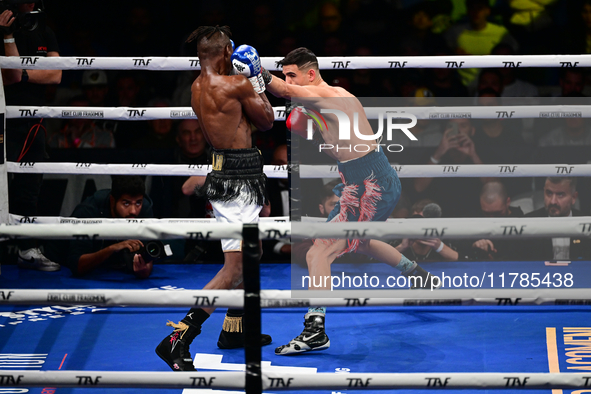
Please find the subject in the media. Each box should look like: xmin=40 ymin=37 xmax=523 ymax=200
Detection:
xmin=231 ymin=44 xmax=265 ymax=94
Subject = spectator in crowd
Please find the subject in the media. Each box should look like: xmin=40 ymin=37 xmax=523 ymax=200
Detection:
xmin=291 ymin=179 xmax=341 ymax=264
xmin=267 ymin=144 xmax=289 ymax=217
xmin=394 ymin=199 xmax=459 ymax=261
xmin=150 ymin=119 xmax=210 ymax=219
xmin=559 ymin=68 xmax=585 ymax=97
xmin=49 ymin=96 xmax=115 ymax=148
xmin=131 ymin=98 xmax=176 ymax=150
xmin=413 ymin=118 xmax=484 ymax=217
xmin=473 ymin=89 xmax=525 ymax=161
xmin=476 ymin=69 xmax=504 ymax=96
xmin=523 ymin=177 xmax=591 ymax=261
xmin=445 ymin=0 xmax=518 ymax=87
xmin=425 ymin=47 xmax=469 ymax=97
xmin=538 ymin=116 xmax=591 ymax=146
xmin=563 ymin=0 xmax=591 ymax=55
xmin=45 ymin=176 xmax=155 ymax=277
xmin=82 ymin=70 xmax=109 ymax=107
xmin=1 ymin=2 xmax=62 ymax=271
xmin=112 ymin=72 xmax=149 ymax=149
xmin=467 ymin=181 xmax=524 ymax=260
xmin=491 ymin=44 xmax=539 ymax=98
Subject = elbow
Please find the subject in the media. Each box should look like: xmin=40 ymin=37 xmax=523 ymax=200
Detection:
xmin=51 ymin=71 xmax=62 ymax=85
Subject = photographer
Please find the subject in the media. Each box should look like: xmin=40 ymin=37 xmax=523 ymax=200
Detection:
xmin=59 ymin=176 xmax=155 ymax=278
xmin=1 ymin=1 xmax=61 ymax=270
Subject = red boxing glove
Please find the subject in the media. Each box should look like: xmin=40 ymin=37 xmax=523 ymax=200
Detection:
xmin=286 ymin=106 xmax=325 ymax=140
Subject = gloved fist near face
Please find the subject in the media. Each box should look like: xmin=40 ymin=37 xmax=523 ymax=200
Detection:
xmin=231 ymin=44 xmax=265 ymax=94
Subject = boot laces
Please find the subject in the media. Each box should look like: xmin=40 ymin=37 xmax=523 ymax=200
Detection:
xmin=166 ymin=321 xmax=196 ymax=358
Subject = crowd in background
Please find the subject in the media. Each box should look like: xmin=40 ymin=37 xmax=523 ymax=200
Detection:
xmin=3 ymin=0 xmax=591 ymax=268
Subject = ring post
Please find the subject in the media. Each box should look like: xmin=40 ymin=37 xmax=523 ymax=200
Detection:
xmin=243 ymin=223 xmax=262 ymax=394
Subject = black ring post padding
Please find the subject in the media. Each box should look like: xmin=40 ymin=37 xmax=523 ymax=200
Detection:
xmin=286 ymin=99 xmax=301 ymax=222
xmin=243 ymin=223 xmax=262 ymax=394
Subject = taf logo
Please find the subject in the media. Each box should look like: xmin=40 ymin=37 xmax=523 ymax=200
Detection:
xmin=21 ymin=57 xmax=39 ymax=65
xmin=133 ymin=59 xmax=152 ymax=67
xmin=347 ymin=378 xmax=371 ymax=387
xmin=190 ymin=377 xmax=215 ymax=387
xmin=504 ymin=377 xmax=528 ymax=386
xmin=0 ymin=375 xmax=23 ymax=385
xmin=499 ymin=166 xmax=516 ymax=173
xmin=501 ymin=225 xmax=525 ymax=235
xmin=423 ymin=228 xmax=446 ymax=237
xmin=76 ymin=376 xmax=101 ymax=385
xmin=189 ymin=59 xmax=200 ymax=67
xmin=445 ymin=61 xmax=464 ymax=68
xmin=19 ymin=216 xmax=36 ymax=223
xmin=127 ymin=109 xmax=146 ymax=117
xmin=560 ymin=62 xmax=579 ymax=67
xmin=193 ymin=296 xmax=218 ymax=306
xmin=345 ymin=298 xmax=369 ymax=306
xmin=496 ymin=298 xmax=521 ymax=305
xmin=426 ymin=377 xmax=451 ymax=387
xmin=388 ymin=61 xmax=407 ymax=68
xmin=496 ymin=111 xmax=515 ymax=118
xmin=19 ymin=109 xmax=38 ymax=117
xmin=502 ymin=61 xmax=521 ymax=68
xmin=187 ymin=231 xmax=212 ymax=240
xmin=268 ymin=378 xmax=293 ymax=388
xmin=76 ymin=58 xmax=95 ymax=66
xmin=0 ymin=291 xmax=14 ymax=300
xmin=265 ymin=229 xmax=289 ymax=239
xmin=556 ymin=166 xmax=574 ymax=174
xmin=331 ymin=61 xmax=350 ymax=69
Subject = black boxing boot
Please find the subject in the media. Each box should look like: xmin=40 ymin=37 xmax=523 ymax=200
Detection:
xmin=156 ymin=309 xmax=209 ymax=371
xmin=275 ymin=312 xmax=330 ymax=355
xmin=403 ymin=262 xmax=441 ymax=289
xmin=217 ymin=309 xmax=272 ymax=349
xmin=156 ymin=320 xmax=200 ymax=371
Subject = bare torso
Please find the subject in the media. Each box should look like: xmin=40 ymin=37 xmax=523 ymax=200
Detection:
xmin=310 ymin=84 xmax=376 ymax=162
xmin=270 ymin=78 xmax=377 ymax=162
xmin=191 ymin=72 xmax=253 ymax=150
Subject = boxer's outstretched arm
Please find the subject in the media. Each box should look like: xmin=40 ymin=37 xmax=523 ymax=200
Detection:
xmin=265 ymin=74 xmax=326 ymax=99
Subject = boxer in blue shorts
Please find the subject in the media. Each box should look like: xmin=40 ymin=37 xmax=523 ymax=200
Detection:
xmin=263 ymin=47 xmax=440 ymax=355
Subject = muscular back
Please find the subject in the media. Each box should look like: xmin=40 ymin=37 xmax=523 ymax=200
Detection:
xmin=191 ymin=73 xmax=253 ymax=149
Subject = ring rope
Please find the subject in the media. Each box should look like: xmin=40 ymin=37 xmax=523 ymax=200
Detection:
xmin=1 ymin=217 xmax=590 ymax=241
xmin=2 ymin=54 xmax=591 ymax=70
xmin=0 ymin=371 xmax=588 ymax=390
xmin=8 ymin=105 xmax=591 ymax=121
xmin=1 ymin=288 xmax=590 ymax=307
xmin=8 ymin=162 xmax=591 ymax=178
xmin=8 ymin=214 xmax=288 ymax=225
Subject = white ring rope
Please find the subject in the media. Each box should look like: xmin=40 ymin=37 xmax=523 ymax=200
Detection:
xmin=1 ymin=217 xmax=590 ymax=240
xmin=0 ymin=371 xmax=587 ymax=389
xmin=8 ymin=105 xmax=591 ymax=121
xmin=8 ymin=214 xmax=288 ymax=225
xmin=8 ymin=162 xmax=591 ymax=178
xmin=2 ymin=54 xmax=591 ymax=70
xmin=1 ymin=288 xmax=590 ymax=308
xmin=7 ymin=161 xmax=288 ymax=178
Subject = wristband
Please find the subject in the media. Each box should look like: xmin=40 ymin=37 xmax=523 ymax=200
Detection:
xmin=3 ymin=38 xmax=15 ymax=44
xmin=21 ymin=69 xmax=28 ymax=83
xmin=430 ymin=156 xmax=440 ymax=164
xmin=261 ymin=67 xmax=272 ymax=85
xmin=435 ymin=242 xmax=444 ymax=253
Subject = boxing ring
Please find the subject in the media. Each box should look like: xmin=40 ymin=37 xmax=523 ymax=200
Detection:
xmin=1 ymin=54 xmax=591 ymax=393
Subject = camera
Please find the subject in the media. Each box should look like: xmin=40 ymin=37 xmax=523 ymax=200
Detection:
xmin=0 ymin=0 xmax=45 ymax=34
xmin=139 ymin=240 xmax=171 ymax=262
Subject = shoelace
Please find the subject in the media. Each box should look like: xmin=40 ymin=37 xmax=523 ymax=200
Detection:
xmin=166 ymin=321 xmax=195 ymax=357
